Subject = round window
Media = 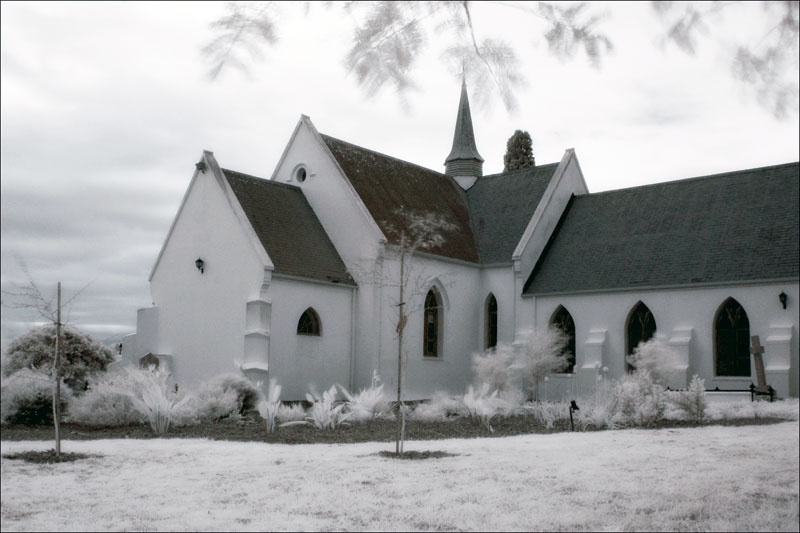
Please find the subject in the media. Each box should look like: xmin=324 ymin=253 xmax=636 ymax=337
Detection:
xmin=296 ymin=167 xmax=307 ymax=183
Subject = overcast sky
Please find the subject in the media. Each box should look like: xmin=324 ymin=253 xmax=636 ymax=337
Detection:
xmin=1 ymin=1 xmax=798 ymax=351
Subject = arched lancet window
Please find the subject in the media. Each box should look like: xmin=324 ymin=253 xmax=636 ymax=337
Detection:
xmin=626 ymin=301 xmax=656 ymax=373
xmin=485 ymin=293 xmax=498 ymax=350
xmin=297 ymin=307 xmax=321 ymax=336
xmin=424 ymin=289 xmax=441 ymax=357
xmin=550 ymin=306 xmax=576 ymax=373
xmin=715 ymin=298 xmax=750 ymax=377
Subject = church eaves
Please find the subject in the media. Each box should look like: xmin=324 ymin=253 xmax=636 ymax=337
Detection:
xmin=523 ymin=162 xmax=800 ymax=295
xmin=444 ymin=81 xmax=484 ymax=180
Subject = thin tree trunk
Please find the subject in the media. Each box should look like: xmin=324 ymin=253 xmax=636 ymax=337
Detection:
xmin=396 ymin=253 xmax=405 ymax=455
xmin=53 ymin=282 xmax=62 ymax=457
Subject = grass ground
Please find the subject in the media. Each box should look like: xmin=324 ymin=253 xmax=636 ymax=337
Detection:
xmin=2 ymin=421 xmax=798 ymax=531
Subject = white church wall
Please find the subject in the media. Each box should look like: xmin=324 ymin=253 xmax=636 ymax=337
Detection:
xmin=268 ymin=276 xmax=354 ymax=401
xmin=479 ymin=266 xmax=517 ymax=348
xmin=149 ymin=166 xmax=266 ymax=390
xmin=373 ymin=253 xmax=483 ymax=399
xmin=270 ymin=118 xmax=385 ymax=393
xmin=528 ymin=282 xmax=799 ymax=398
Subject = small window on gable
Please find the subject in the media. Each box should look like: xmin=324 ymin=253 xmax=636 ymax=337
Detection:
xmin=295 ymin=167 xmax=307 ymax=183
xmin=297 ymin=307 xmax=321 ymax=336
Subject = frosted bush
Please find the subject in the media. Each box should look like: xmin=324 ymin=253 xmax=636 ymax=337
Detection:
xmin=256 ymin=379 xmax=281 ymax=433
xmin=1 ymin=369 xmax=73 ymax=426
xmin=495 ymin=386 xmax=526 ymax=417
xmin=524 ymin=400 xmax=568 ymax=429
xmin=514 ymin=328 xmax=569 ymax=400
xmin=665 ymin=375 xmax=707 ymax=423
xmin=124 ymin=367 xmax=191 ymax=435
xmin=339 ymin=371 xmax=390 ymax=423
xmin=575 ymin=380 xmax=620 ymax=430
xmin=67 ymin=365 xmax=147 ymax=426
xmin=276 ymin=403 xmax=306 ymax=423
xmin=626 ymin=337 xmax=680 ymax=385
xmin=462 ymin=383 xmax=500 ymax=431
xmin=202 ymin=373 xmax=259 ymax=414
xmin=614 ymin=371 xmax=666 ymax=427
xmin=173 ymin=388 xmax=239 ymax=426
xmin=471 ymin=344 xmax=520 ymax=393
xmin=410 ymin=391 xmax=463 ymax=422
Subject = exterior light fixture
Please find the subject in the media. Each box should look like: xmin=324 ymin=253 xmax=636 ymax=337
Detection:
xmin=196 ymin=161 xmax=206 ymax=172
xmin=195 ymin=258 xmax=205 ymax=274
xmin=779 ymin=291 xmax=787 ymax=309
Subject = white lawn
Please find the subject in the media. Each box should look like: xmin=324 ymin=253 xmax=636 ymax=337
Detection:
xmin=2 ymin=419 xmax=798 ymax=532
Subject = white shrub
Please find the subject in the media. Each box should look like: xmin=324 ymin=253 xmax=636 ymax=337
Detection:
xmin=665 ymin=374 xmax=707 ymax=423
xmin=524 ymin=401 xmax=568 ymax=429
xmin=410 ymin=391 xmax=464 ymax=422
xmin=276 ymin=403 xmax=306 ymax=423
xmin=462 ymin=383 xmax=500 ymax=431
xmin=514 ymin=328 xmax=569 ymax=401
xmin=471 ymin=345 xmax=520 ymax=393
xmin=626 ymin=337 xmax=680 ymax=385
xmin=575 ymin=380 xmax=620 ymax=430
xmin=1 ymin=368 xmax=74 ymax=426
xmin=339 ymin=371 xmax=390 ymax=423
xmin=256 ymin=379 xmax=281 ymax=433
xmin=67 ymin=365 xmax=146 ymax=426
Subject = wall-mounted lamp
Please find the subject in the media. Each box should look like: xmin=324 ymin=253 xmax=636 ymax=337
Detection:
xmin=195 ymin=258 xmax=205 ymax=274
xmin=196 ymin=161 xmax=206 ymax=172
xmin=779 ymin=291 xmax=787 ymax=309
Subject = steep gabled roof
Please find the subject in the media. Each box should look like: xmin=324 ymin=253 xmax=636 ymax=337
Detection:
xmin=467 ymin=163 xmax=559 ymax=264
xmin=224 ymin=169 xmax=355 ymax=286
xmin=321 ymin=134 xmax=480 ymax=263
xmin=524 ymin=162 xmax=800 ymax=295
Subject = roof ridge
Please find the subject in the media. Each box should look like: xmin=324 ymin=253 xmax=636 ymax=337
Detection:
xmin=319 ymin=133 xmax=450 ymax=179
xmin=579 ymin=161 xmax=799 ymax=198
xmin=221 ymin=168 xmax=301 ymax=191
xmin=482 ymin=162 xmax=560 ymax=180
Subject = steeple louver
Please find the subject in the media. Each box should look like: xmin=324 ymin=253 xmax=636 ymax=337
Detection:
xmin=445 ymin=80 xmax=484 ymax=190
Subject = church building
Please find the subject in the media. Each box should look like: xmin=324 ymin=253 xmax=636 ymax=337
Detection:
xmin=123 ymin=84 xmax=799 ymax=400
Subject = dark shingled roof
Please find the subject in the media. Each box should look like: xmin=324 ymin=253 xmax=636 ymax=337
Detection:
xmin=223 ymin=169 xmax=355 ymax=286
xmin=524 ymin=162 xmax=800 ymax=295
xmin=466 ymin=164 xmax=559 ymax=264
xmin=321 ymin=134 xmax=480 ymax=263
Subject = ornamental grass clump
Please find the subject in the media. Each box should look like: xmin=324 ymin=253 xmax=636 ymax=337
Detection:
xmin=339 ymin=371 xmax=390 ymax=423
xmin=462 ymin=383 xmax=500 ymax=432
xmin=256 ymin=379 xmax=281 ymax=433
xmin=281 ymin=385 xmax=350 ymax=429
xmin=125 ymin=366 xmax=190 ymax=436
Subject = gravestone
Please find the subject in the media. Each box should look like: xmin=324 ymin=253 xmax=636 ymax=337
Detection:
xmin=749 ymin=336 xmax=774 ymax=401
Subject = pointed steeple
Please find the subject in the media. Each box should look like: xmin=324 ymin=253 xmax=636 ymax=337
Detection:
xmin=445 ymin=79 xmax=484 ymax=189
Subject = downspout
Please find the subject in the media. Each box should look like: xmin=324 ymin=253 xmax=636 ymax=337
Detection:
xmin=349 ymin=285 xmax=357 ymax=391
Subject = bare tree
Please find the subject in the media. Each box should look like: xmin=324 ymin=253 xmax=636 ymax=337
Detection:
xmin=1 ymin=260 xmax=91 ymax=458
xmin=366 ymin=209 xmax=458 ymax=455
xmin=202 ymin=1 xmax=797 ymax=117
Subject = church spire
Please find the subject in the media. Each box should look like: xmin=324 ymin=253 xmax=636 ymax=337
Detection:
xmin=445 ymin=79 xmax=484 ymax=190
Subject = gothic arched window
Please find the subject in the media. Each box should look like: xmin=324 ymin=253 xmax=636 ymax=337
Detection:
xmin=626 ymin=301 xmax=656 ymax=372
xmin=424 ymin=289 xmax=441 ymax=357
xmin=550 ymin=306 xmax=576 ymax=373
xmin=485 ymin=293 xmax=498 ymax=350
xmin=297 ymin=307 xmax=321 ymax=336
xmin=715 ymin=298 xmax=751 ymax=377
